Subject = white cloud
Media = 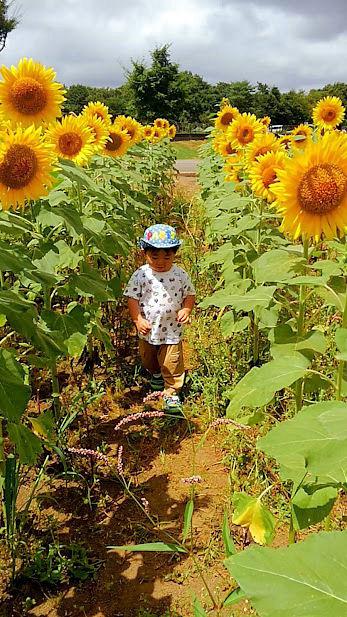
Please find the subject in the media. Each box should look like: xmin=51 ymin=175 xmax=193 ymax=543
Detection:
xmin=1 ymin=0 xmax=346 ymax=90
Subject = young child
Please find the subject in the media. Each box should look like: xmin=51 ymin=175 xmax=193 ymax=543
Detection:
xmin=124 ymin=224 xmax=195 ymax=412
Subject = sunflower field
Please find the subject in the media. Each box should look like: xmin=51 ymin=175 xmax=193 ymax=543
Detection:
xmin=194 ymin=97 xmax=347 ymax=615
xmin=0 ymin=56 xmax=347 ymax=617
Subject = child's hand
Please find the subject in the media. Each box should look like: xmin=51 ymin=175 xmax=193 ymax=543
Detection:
xmin=136 ymin=316 xmax=152 ymax=335
xmin=177 ymin=308 xmax=191 ymax=324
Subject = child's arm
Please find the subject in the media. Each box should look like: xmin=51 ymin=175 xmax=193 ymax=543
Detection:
xmin=177 ymin=294 xmax=196 ymax=324
xmin=127 ymin=298 xmax=152 ymax=335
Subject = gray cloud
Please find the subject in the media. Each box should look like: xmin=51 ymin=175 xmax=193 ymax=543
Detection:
xmin=1 ymin=0 xmax=347 ymax=91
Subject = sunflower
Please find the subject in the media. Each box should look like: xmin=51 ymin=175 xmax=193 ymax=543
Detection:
xmin=102 ymin=124 xmax=131 ymax=157
xmin=213 ymin=133 xmax=238 ymax=157
xmin=312 ymin=96 xmax=345 ymax=130
xmin=81 ymin=101 xmax=112 ymax=126
xmin=143 ymin=125 xmax=153 ymax=140
xmin=0 ymin=57 xmax=65 ymax=127
xmin=278 ymin=135 xmax=292 ymax=151
xmin=81 ymin=114 xmax=109 ymax=153
xmin=246 ymin=133 xmax=280 ymax=164
xmin=215 ymin=105 xmax=240 ymax=132
xmin=227 ymin=113 xmax=263 ymax=150
xmin=114 ymin=115 xmax=143 ymax=145
xmin=260 ymin=116 xmax=271 ymax=128
xmin=149 ymin=127 xmax=166 ymax=143
xmin=0 ymin=125 xmax=55 ymax=210
xmin=249 ymin=150 xmax=287 ymax=203
xmin=154 ymin=118 xmax=170 ymax=131
xmin=224 ymin=154 xmax=243 ymax=183
xmin=272 ymin=131 xmax=347 ymax=240
xmin=291 ymin=124 xmax=312 ymax=149
xmin=168 ymin=124 xmax=176 ymax=139
xmin=46 ymin=115 xmax=94 ymax=166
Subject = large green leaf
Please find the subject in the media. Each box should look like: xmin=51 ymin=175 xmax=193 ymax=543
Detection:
xmin=252 ymin=249 xmax=304 ymax=283
xmin=33 ymin=240 xmax=82 ymax=272
xmin=258 ymin=400 xmax=347 ymax=485
xmin=292 ymin=486 xmax=338 ymax=530
xmin=225 ymin=531 xmax=347 ymax=617
xmin=7 ymin=423 xmax=43 ymax=465
xmin=62 ymin=268 xmax=119 ymax=302
xmin=270 ymin=325 xmax=327 ymax=358
xmin=0 ymin=349 xmax=31 ymax=421
xmin=226 ymin=352 xmax=309 ymax=418
xmin=0 ymin=242 xmax=34 ymax=273
xmin=220 ymin=312 xmax=250 ymax=336
xmin=199 ymin=281 xmax=274 ymax=311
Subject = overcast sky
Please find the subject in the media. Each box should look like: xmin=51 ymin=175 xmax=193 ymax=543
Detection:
xmin=2 ymin=0 xmax=347 ymax=91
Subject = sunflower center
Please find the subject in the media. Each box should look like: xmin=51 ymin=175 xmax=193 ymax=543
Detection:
xmin=221 ymin=112 xmax=234 ymax=126
xmin=58 ymin=132 xmax=83 ymax=156
xmin=225 ymin=143 xmax=236 ymax=155
xmin=0 ymin=144 xmax=38 ymax=189
xmin=127 ymin=127 xmax=135 ymax=139
xmin=106 ymin=133 xmax=122 ymax=151
xmin=321 ymin=108 xmax=336 ymax=122
xmin=236 ymin=126 xmax=254 ymax=145
xmin=10 ymin=77 xmax=48 ymax=115
xmin=256 ymin=146 xmax=271 ymax=158
xmin=298 ymin=163 xmax=347 ymax=214
xmin=262 ymin=166 xmax=277 ymax=188
xmin=95 ymin=112 xmax=104 ymax=120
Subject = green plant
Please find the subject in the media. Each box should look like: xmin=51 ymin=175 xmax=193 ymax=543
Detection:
xmin=21 ymin=541 xmax=101 ymax=586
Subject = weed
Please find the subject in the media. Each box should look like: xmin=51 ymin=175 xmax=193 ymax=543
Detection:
xmin=21 ymin=541 xmax=102 ymax=586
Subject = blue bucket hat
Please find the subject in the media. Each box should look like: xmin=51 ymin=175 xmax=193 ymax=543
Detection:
xmin=139 ymin=224 xmax=182 ymax=249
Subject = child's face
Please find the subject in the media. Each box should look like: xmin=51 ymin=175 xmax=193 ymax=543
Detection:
xmin=144 ymin=248 xmax=176 ymax=272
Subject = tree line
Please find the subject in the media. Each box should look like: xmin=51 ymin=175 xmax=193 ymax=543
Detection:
xmin=58 ymin=45 xmax=347 ymax=130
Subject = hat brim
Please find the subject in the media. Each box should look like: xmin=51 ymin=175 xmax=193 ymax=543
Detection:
xmin=139 ymin=239 xmax=182 ymax=249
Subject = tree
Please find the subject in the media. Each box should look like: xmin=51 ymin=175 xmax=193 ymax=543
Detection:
xmin=63 ymin=84 xmax=91 ymax=114
xmin=0 ymin=1 xmax=18 ymax=52
xmin=177 ymin=70 xmax=213 ymax=127
xmin=253 ymin=83 xmax=283 ymax=123
xmin=280 ymin=90 xmax=310 ymax=125
xmin=126 ymin=44 xmax=184 ymax=123
xmin=213 ymin=81 xmax=255 ymax=113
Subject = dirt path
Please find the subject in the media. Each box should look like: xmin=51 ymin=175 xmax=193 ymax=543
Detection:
xmin=175 ymin=160 xmax=199 ymax=194
xmin=24 ymin=387 xmax=230 ymax=617
xmin=174 ymin=160 xmax=199 ymax=175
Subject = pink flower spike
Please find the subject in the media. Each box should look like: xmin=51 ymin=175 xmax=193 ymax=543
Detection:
xmin=210 ymin=418 xmax=250 ymax=430
xmin=117 ymin=445 xmax=124 ymax=476
xmin=114 ymin=410 xmax=165 ymax=432
xmin=181 ymin=475 xmax=202 ymax=485
xmin=143 ymin=391 xmax=164 ymax=403
xmin=68 ymin=447 xmax=109 ymax=464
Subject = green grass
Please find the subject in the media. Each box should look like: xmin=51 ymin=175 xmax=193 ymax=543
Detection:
xmin=171 ymin=140 xmax=205 ymax=159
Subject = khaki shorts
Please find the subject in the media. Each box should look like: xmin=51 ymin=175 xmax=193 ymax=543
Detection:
xmin=139 ymin=339 xmax=185 ymax=394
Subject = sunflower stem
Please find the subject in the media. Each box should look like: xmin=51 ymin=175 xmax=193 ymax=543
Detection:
xmin=43 ymin=286 xmax=61 ymax=420
xmin=336 ymin=282 xmax=347 ymax=400
xmin=294 ymin=238 xmax=309 ymax=412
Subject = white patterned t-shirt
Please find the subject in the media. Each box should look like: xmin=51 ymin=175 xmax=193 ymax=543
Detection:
xmin=124 ymin=264 xmax=195 ymax=344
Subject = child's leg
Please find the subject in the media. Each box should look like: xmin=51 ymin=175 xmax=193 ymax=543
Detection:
xmin=138 ymin=340 xmax=160 ymax=375
xmin=158 ymin=343 xmax=185 ymax=395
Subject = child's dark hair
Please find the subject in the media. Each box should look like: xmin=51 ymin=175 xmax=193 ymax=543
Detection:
xmin=141 ymin=242 xmax=179 ymax=254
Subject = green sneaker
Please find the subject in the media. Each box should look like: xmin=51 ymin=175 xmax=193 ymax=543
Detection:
xmin=163 ymin=394 xmax=182 ymax=414
xmin=150 ymin=373 xmax=164 ymax=391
